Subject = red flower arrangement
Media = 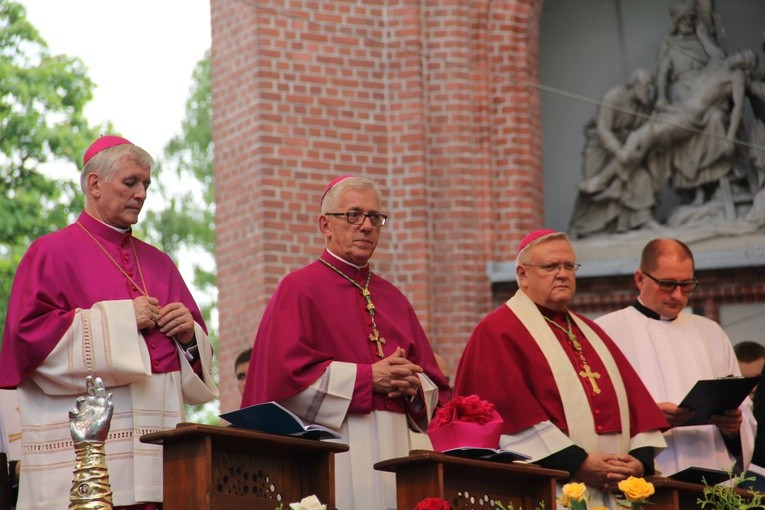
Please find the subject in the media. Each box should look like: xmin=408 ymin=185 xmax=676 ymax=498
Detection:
xmin=413 ymin=497 xmax=450 ymax=510
xmin=427 ymin=394 xmax=503 ymax=451
xmin=430 ymin=394 xmax=497 ymax=428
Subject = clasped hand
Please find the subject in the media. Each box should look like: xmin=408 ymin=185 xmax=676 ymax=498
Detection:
xmin=133 ymin=296 xmax=195 ymax=344
xmin=372 ymin=347 xmax=423 ymax=398
xmin=575 ymin=452 xmax=643 ymax=492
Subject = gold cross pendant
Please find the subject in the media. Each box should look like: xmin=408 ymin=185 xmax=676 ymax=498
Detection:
xmin=369 ymin=328 xmax=386 ymax=358
xmin=579 ymin=363 xmax=601 ymax=394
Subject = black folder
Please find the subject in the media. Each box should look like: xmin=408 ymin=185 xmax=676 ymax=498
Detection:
xmin=668 ymin=466 xmax=731 ymax=486
xmin=677 ymin=376 xmax=760 ymax=426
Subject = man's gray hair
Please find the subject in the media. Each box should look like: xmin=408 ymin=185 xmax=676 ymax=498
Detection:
xmin=321 ymin=176 xmax=382 ymax=214
xmin=80 ymin=143 xmax=154 ymax=194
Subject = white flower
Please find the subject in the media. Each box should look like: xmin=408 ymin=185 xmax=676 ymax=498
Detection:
xmin=288 ymin=495 xmax=327 ymax=510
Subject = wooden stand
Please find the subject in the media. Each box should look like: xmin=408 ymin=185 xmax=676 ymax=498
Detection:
xmin=141 ymin=423 xmax=348 ymax=510
xmin=374 ymin=450 xmax=568 ymax=510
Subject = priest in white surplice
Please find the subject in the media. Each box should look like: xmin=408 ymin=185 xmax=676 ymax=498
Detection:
xmin=596 ymin=238 xmax=756 ymax=476
xmin=0 ymin=136 xmax=218 ymax=510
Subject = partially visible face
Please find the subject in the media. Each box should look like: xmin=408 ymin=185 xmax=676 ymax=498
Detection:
xmin=636 ymin=253 xmax=694 ymax=319
xmin=319 ymin=187 xmax=382 ymax=266
xmin=675 ymin=12 xmax=695 ymax=35
xmin=235 ymin=361 xmax=249 ymax=395
xmin=86 ymin=158 xmax=150 ymax=228
xmin=740 ymin=358 xmax=765 ymax=379
xmin=517 ymin=238 xmax=577 ymax=311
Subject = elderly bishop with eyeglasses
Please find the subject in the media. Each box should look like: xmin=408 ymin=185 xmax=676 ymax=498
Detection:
xmin=454 ymin=230 xmax=667 ymax=509
xmin=240 ymin=175 xmax=451 ymax=510
xmin=596 ymin=238 xmax=757 ymax=477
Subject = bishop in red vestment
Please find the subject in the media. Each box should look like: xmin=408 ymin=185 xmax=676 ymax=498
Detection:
xmin=241 ymin=176 xmax=450 ymax=510
xmin=454 ymin=230 xmax=667 ymax=509
xmin=0 ymin=136 xmax=217 ymax=510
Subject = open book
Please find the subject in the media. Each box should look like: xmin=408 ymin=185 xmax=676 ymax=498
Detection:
xmin=442 ymin=447 xmax=531 ymax=463
xmin=220 ymin=401 xmax=342 ymax=441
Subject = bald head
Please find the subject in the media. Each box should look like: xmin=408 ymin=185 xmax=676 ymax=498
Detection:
xmin=640 ymin=238 xmax=694 ymax=273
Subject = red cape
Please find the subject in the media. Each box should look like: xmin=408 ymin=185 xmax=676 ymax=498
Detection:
xmin=454 ymin=303 xmax=667 ymax=436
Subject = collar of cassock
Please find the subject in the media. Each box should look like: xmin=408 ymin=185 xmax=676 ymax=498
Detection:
xmin=631 ymin=299 xmax=677 ymax=321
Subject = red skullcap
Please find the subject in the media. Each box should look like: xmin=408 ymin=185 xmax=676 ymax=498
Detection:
xmin=83 ymin=135 xmax=132 ymax=165
xmin=517 ymin=229 xmax=560 ymax=258
xmin=320 ymin=175 xmax=354 ymax=204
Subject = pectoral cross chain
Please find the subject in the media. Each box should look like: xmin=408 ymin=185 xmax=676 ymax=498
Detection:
xmin=545 ymin=313 xmax=602 ymax=395
xmin=319 ymin=258 xmax=387 ymax=359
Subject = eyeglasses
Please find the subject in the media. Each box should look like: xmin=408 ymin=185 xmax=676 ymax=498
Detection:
xmin=523 ymin=263 xmax=581 ymax=273
xmin=642 ymin=270 xmax=698 ymax=293
xmin=325 ymin=211 xmax=388 ymax=227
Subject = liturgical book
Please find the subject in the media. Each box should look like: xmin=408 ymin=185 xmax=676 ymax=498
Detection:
xmin=220 ymin=401 xmax=342 ymax=441
xmin=442 ymin=447 xmax=531 ymax=463
xmin=677 ymin=376 xmax=760 ymax=426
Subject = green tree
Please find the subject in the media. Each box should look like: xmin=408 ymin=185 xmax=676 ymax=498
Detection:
xmin=141 ymin=51 xmax=218 ymax=423
xmin=142 ymin=51 xmax=215 ymax=323
xmin=0 ymin=0 xmax=100 ymax=330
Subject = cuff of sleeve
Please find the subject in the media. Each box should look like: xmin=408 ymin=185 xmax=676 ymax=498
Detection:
xmin=536 ymin=445 xmax=588 ymax=477
xmin=348 ymin=363 xmax=373 ymax=413
xmin=629 ymin=446 xmax=656 ymax=476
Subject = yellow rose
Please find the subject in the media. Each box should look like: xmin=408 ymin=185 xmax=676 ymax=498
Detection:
xmin=618 ymin=476 xmax=655 ymax=502
xmin=562 ymin=482 xmax=587 ymax=502
xmin=592 ymin=507 xmax=608 ymax=510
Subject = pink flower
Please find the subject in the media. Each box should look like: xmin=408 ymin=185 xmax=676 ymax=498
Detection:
xmin=413 ymin=497 xmax=450 ymax=510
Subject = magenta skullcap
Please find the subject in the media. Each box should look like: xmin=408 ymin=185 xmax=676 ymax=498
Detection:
xmin=83 ymin=135 xmax=132 ymax=165
xmin=517 ymin=229 xmax=561 ymax=259
xmin=320 ymin=175 xmax=354 ymax=204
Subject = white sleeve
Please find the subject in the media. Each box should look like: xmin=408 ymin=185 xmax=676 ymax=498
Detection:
xmin=31 ymin=300 xmax=153 ymax=395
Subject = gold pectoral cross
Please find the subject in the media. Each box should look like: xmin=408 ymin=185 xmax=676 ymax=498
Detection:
xmin=369 ymin=327 xmax=386 ymax=358
xmin=579 ymin=363 xmax=601 ymax=394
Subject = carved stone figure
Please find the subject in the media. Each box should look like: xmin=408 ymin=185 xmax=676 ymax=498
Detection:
xmin=68 ymin=376 xmax=114 ymax=510
xmin=569 ymin=70 xmax=665 ymax=238
xmin=653 ymin=0 xmax=738 ymax=206
xmin=619 ymin=50 xmax=757 ymax=202
xmin=569 ymin=1 xmax=765 ymax=236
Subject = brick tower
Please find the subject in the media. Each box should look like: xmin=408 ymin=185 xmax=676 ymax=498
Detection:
xmin=211 ymin=0 xmax=544 ymax=411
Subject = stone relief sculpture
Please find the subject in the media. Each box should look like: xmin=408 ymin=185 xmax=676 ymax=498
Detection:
xmin=570 ymin=0 xmax=765 ymax=237
xmin=68 ymin=376 xmax=114 ymax=510
xmin=569 ymin=70 xmax=665 ymax=237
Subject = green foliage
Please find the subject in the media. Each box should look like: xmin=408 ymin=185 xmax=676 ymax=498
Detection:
xmin=137 ymin=51 xmax=218 ymax=422
xmin=698 ymin=470 xmax=765 ymax=509
xmin=496 ymin=501 xmax=545 ymax=510
xmin=0 ymin=0 xmax=100 ymax=331
xmin=142 ymin=51 xmax=215 ymax=323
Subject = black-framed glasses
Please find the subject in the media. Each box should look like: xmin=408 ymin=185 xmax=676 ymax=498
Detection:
xmin=325 ymin=211 xmax=388 ymax=227
xmin=642 ymin=270 xmax=698 ymax=293
xmin=523 ymin=262 xmax=581 ymax=273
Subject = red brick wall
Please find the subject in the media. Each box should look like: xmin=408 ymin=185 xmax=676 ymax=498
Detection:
xmin=211 ymin=0 xmax=544 ymax=412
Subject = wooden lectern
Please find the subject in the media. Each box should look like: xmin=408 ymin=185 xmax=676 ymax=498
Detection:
xmin=141 ymin=423 xmax=348 ymax=510
xmin=375 ymin=450 xmax=568 ymax=510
